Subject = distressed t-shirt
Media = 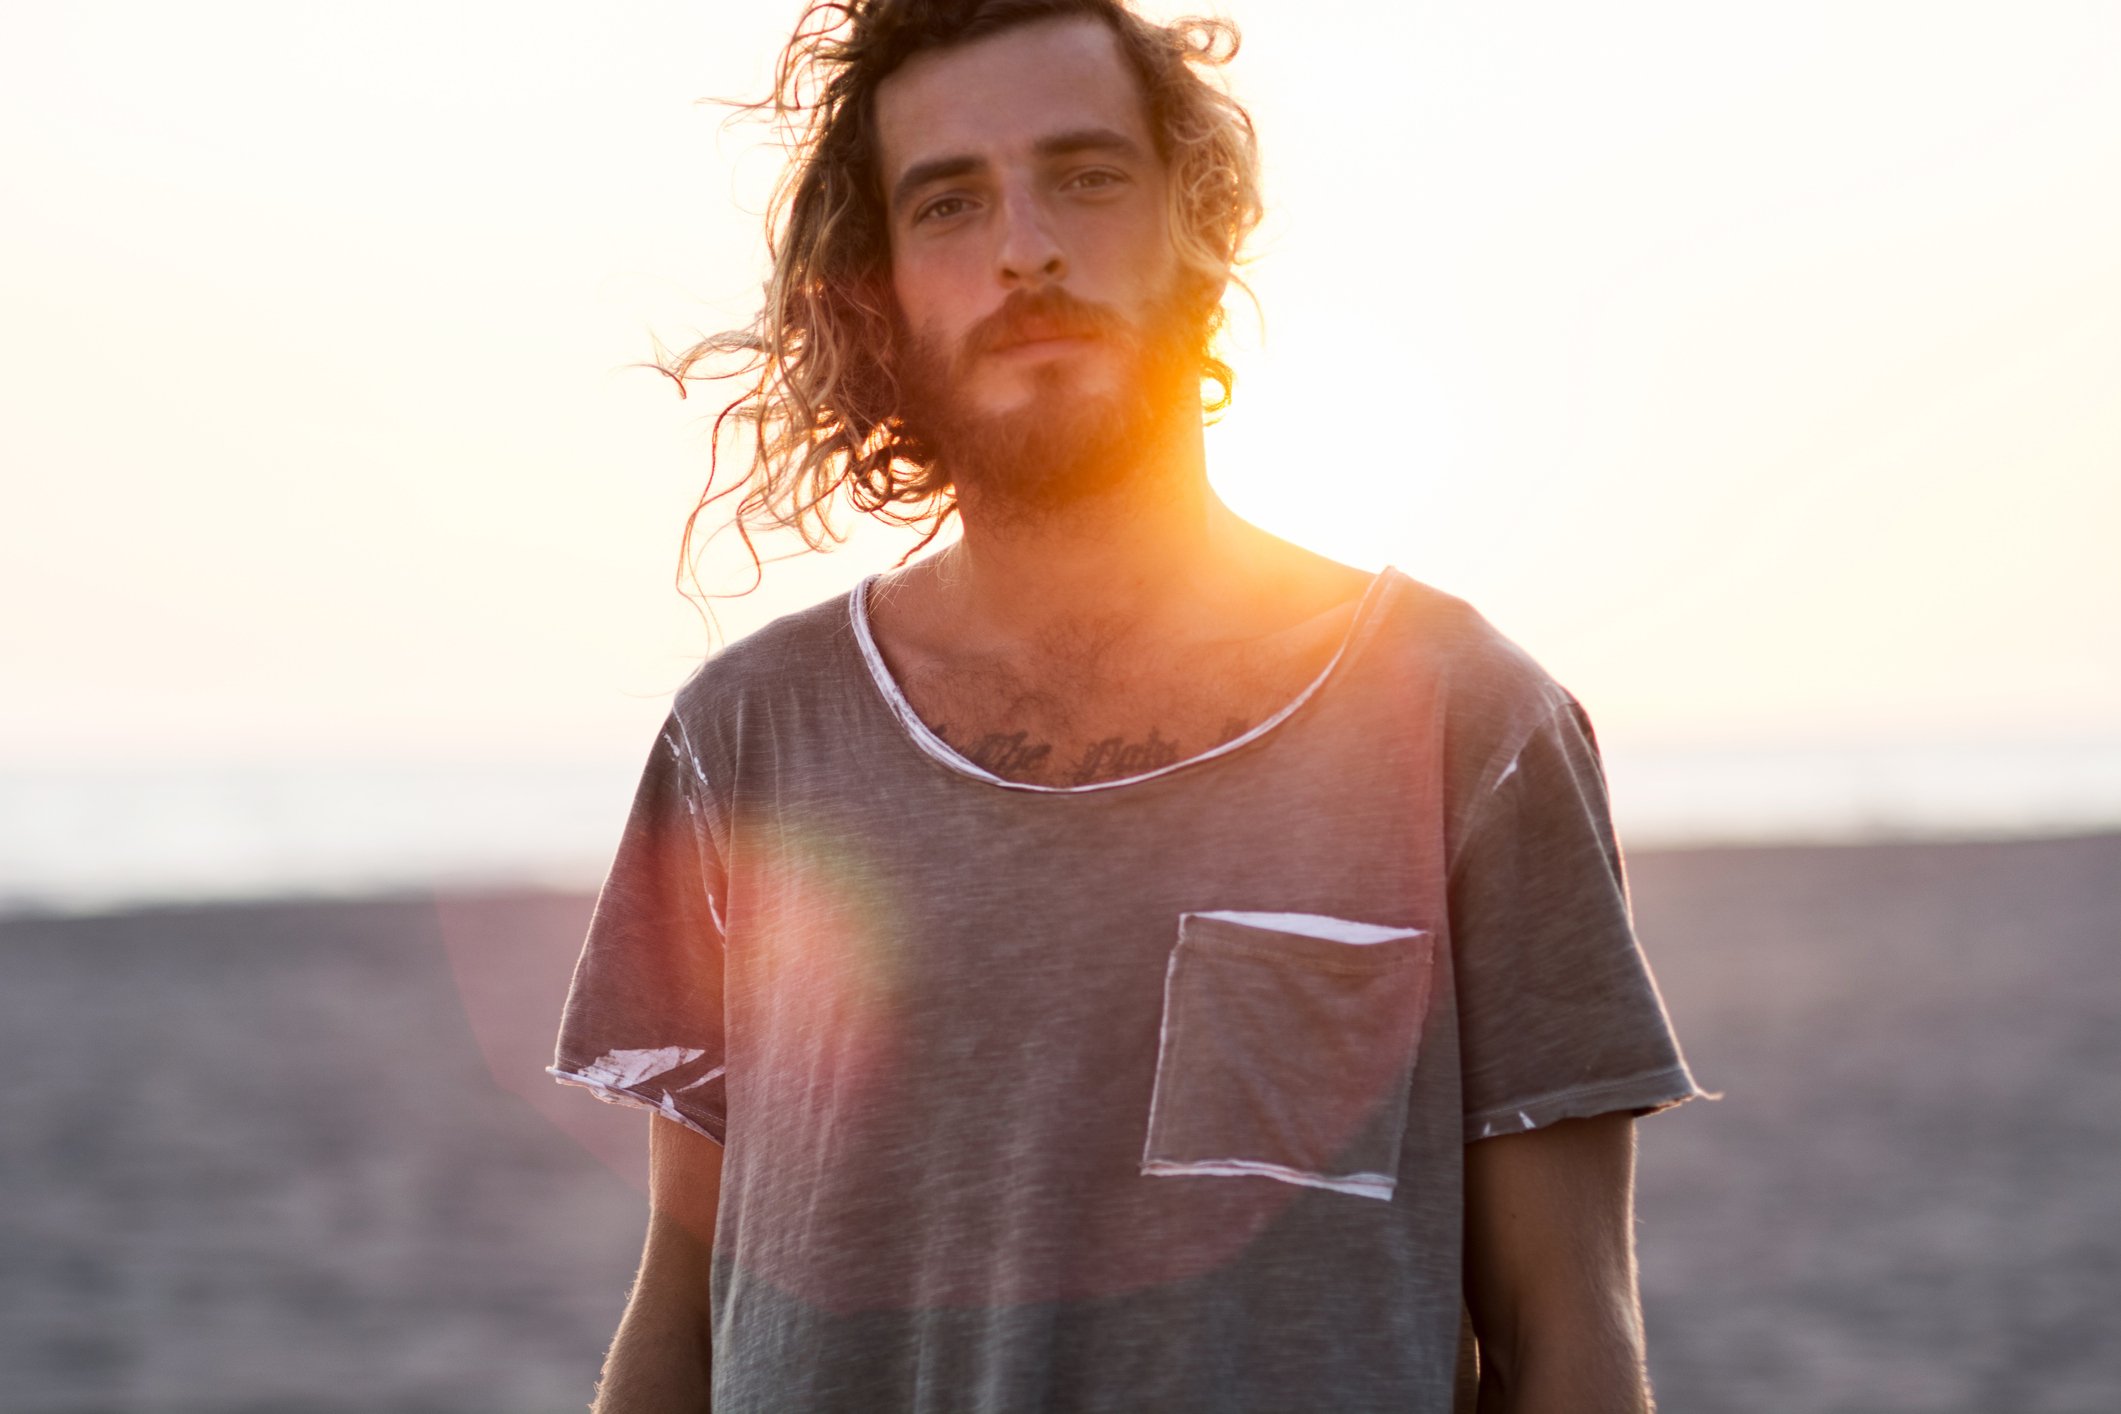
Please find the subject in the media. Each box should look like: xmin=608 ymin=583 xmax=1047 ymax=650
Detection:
xmin=551 ymin=566 xmax=1703 ymax=1413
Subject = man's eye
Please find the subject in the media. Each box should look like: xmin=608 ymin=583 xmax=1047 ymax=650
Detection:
xmin=1068 ymin=169 xmax=1125 ymax=191
xmin=917 ymin=196 xmax=970 ymax=223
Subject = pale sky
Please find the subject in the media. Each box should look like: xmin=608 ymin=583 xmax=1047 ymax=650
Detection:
xmin=6 ymin=0 xmax=2118 ymax=772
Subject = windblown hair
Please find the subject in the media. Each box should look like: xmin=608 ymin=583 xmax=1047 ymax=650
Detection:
xmin=668 ymin=0 xmax=1263 ymax=586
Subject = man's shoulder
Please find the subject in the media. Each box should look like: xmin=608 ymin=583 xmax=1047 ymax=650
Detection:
xmin=669 ymin=580 xmax=864 ymax=723
xmin=1365 ymin=569 xmax=1575 ymax=720
xmin=1359 ymin=572 xmax=1611 ymax=867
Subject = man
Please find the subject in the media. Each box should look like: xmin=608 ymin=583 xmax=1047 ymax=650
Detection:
xmin=551 ymin=2 xmax=1704 ymax=1410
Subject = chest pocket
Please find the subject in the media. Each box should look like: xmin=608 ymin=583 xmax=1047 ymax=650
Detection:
xmin=1140 ymin=911 xmax=1435 ymax=1201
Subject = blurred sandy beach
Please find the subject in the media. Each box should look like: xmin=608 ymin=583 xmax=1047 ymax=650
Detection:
xmin=4 ymin=833 xmax=2116 ymax=1412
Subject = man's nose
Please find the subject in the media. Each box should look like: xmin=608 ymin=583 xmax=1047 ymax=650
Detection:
xmin=994 ymin=188 xmax=1066 ymax=287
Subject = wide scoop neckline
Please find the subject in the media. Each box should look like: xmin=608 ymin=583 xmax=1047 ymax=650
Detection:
xmin=846 ymin=565 xmax=1402 ymax=795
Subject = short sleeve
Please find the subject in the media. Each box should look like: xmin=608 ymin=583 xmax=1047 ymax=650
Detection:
xmin=1449 ymin=696 xmax=1706 ymax=1143
xmin=548 ymin=711 xmax=729 ymax=1144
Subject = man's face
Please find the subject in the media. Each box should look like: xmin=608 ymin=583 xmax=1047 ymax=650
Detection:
xmin=874 ymin=16 xmax=1210 ymax=509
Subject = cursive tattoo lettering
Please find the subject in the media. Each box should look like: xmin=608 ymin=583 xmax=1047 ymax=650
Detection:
xmin=962 ymin=729 xmax=1054 ymax=776
xmin=1067 ymin=727 xmax=1182 ymax=785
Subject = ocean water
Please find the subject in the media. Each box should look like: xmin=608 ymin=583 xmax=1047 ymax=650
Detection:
xmin=4 ymin=740 xmax=2119 ymax=915
xmin=1600 ymin=737 xmax=2121 ymax=848
xmin=0 ymin=762 xmax=635 ymax=916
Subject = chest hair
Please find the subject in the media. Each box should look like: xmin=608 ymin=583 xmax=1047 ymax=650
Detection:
xmin=901 ymin=612 xmax=1351 ymax=787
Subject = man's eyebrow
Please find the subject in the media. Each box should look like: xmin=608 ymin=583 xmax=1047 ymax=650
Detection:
xmin=1032 ymin=126 xmax=1147 ymax=162
xmin=888 ymin=128 xmax=1149 ymax=214
xmin=890 ymin=155 xmax=983 ymax=215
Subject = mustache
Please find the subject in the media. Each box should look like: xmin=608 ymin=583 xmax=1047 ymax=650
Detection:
xmin=961 ymin=288 xmax=1130 ymax=361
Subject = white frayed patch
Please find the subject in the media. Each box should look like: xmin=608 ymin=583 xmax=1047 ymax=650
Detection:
xmin=549 ymin=1066 xmax=723 ymax=1144
xmin=1140 ymin=1157 xmax=1396 ymax=1202
xmin=668 ymin=717 xmax=714 ymax=793
xmin=1187 ymin=910 xmax=1425 ymax=945
xmin=578 ymin=1046 xmax=707 ymax=1090
xmin=678 ymin=1065 xmax=728 ymax=1092
xmin=1491 ymin=754 xmax=1520 ymax=792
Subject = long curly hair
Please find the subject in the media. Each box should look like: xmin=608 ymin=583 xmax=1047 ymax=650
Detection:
xmin=667 ymin=0 xmax=1263 ymax=592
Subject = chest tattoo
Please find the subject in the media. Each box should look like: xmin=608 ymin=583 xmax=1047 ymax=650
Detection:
xmin=935 ymin=718 xmax=1254 ymax=785
xmin=946 ymin=728 xmax=1054 ymax=778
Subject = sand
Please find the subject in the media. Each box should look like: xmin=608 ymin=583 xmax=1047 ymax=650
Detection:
xmin=3 ymin=834 xmax=2115 ymax=1412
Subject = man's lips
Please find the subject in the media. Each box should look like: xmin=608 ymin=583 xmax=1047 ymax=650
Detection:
xmin=962 ymin=293 xmax=1121 ymax=360
xmin=994 ymin=333 xmax=1092 ymax=353
xmin=986 ymin=325 xmax=1100 ymax=356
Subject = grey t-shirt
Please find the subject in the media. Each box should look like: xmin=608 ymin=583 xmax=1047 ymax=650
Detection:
xmin=552 ymin=567 xmax=1703 ymax=1413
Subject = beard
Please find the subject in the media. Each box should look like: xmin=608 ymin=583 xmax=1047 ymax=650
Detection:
xmin=893 ymin=279 xmax=1212 ymax=520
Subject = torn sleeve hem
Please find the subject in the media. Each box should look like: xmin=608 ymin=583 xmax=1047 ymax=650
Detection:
xmin=547 ymin=1065 xmax=726 ymax=1146
xmin=1463 ymin=1065 xmax=1715 ymax=1143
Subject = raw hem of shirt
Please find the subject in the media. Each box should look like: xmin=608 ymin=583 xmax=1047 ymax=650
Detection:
xmin=547 ymin=1065 xmax=725 ymax=1145
xmin=1141 ymin=1157 xmax=1396 ymax=1201
xmin=1186 ymin=910 xmax=1426 ymax=945
xmin=1463 ymin=1065 xmax=1711 ymax=1143
xmin=846 ymin=567 xmax=1401 ymax=794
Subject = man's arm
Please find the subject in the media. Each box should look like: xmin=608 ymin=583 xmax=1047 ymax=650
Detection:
xmin=1463 ymin=1112 xmax=1653 ymax=1414
xmin=591 ymin=1113 xmax=724 ymax=1412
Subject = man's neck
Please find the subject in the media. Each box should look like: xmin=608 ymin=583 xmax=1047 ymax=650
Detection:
xmin=929 ymin=415 xmax=1260 ymax=654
